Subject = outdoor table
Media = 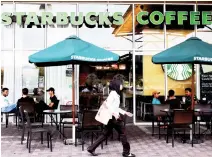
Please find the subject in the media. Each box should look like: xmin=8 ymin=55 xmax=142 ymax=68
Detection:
xmin=43 ymin=109 xmax=72 ymax=139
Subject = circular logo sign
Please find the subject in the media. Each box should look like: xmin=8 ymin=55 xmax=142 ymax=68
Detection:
xmin=162 ymin=64 xmax=192 ymax=81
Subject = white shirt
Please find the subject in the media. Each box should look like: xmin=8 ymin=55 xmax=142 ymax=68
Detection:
xmin=105 ymin=91 xmax=126 ymax=118
xmin=0 ymin=95 xmax=12 ymax=108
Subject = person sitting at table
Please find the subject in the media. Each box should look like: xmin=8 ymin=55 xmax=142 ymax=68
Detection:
xmin=46 ymin=87 xmax=58 ymax=109
xmin=183 ymin=88 xmax=198 ymax=110
xmin=33 ymin=88 xmax=44 ymax=103
xmin=152 ymin=91 xmax=161 ymax=105
xmin=35 ymin=87 xmax=58 ymax=121
xmin=17 ymin=88 xmax=35 ymax=121
xmin=165 ymin=90 xmax=181 ymax=109
xmin=17 ymin=88 xmax=35 ymax=110
xmin=36 ymin=87 xmax=58 ymax=111
xmin=0 ymin=88 xmax=17 ymax=113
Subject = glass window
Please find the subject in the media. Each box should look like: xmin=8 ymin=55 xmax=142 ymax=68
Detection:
xmin=1 ymin=50 xmax=15 ymax=102
xmin=197 ymin=4 xmax=212 ymax=100
xmin=16 ymin=51 xmax=45 ymax=94
xmin=1 ymin=4 xmax=14 ymax=50
xmin=47 ymin=4 xmax=77 ymax=46
xmin=15 ymin=4 xmax=45 ymax=50
xmin=133 ymin=4 xmax=164 ymax=50
xmin=134 ymin=54 xmax=166 ymax=123
xmin=79 ymin=4 xmax=132 ymax=50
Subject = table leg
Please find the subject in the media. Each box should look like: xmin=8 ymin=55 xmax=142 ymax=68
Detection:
xmin=6 ymin=113 xmax=8 ymax=128
xmin=48 ymin=114 xmax=67 ymax=139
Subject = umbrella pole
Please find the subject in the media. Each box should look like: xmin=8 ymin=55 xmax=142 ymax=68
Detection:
xmin=191 ymin=64 xmax=195 ymax=110
xmin=72 ymin=64 xmax=75 ymax=143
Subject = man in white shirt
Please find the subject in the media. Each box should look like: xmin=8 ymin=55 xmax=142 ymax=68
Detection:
xmin=0 ymin=88 xmax=16 ymax=112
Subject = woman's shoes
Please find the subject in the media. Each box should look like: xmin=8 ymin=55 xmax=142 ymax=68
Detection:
xmin=122 ymin=153 xmax=136 ymax=157
xmin=87 ymin=148 xmax=98 ymax=156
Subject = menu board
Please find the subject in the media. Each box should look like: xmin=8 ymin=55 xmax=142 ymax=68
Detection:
xmin=200 ymin=72 xmax=212 ymax=99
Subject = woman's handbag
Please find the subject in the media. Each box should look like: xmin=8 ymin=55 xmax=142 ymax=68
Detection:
xmin=95 ymin=100 xmax=111 ymax=125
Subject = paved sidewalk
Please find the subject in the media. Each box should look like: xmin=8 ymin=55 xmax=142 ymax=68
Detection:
xmin=1 ymin=124 xmax=212 ymax=157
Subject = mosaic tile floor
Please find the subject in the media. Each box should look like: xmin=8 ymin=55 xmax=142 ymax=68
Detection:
xmin=1 ymin=123 xmax=212 ymax=157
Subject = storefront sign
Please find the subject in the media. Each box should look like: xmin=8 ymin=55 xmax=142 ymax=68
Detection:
xmin=162 ymin=64 xmax=192 ymax=81
xmin=2 ymin=11 xmax=211 ymax=26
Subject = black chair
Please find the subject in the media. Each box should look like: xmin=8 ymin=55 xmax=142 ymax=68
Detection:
xmin=75 ymin=110 xmax=103 ymax=151
xmin=167 ymin=110 xmax=194 ymax=147
xmin=59 ymin=105 xmax=80 ymax=138
xmin=194 ymin=104 xmax=212 ymax=138
xmin=2 ymin=109 xmax=18 ymax=128
xmin=24 ymin=110 xmax=54 ymax=153
xmin=19 ymin=105 xmax=43 ymax=145
xmin=17 ymin=101 xmax=36 ymax=128
xmin=152 ymin=104 xmax=170 ymax=139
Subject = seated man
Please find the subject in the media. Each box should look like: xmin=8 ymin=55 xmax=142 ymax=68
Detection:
xmin=0 ymin=88 xmax=16 ymax=113
xmin=165 ymin=90 xmax=181 ymax=109
xmin=183 ymin=88 xmax=198 ymax=110
xmin=36 ymin=87 xmax=58 ymax=113
xmin=46 ymin=87 xmax=58 ymax=109
xmin=17 ymin=88 xmax=35 ymax=112
xmin=152 ymin=91 xmax=161 ymax=105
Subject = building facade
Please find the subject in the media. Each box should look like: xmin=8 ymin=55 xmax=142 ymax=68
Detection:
xmin=1 ymin=1 xmax=212 ymax=124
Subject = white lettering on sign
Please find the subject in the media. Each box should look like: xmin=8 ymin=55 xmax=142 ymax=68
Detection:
xmin=71 ymin=55 xmax=114 ymax=62
xmin=194 ymin=57 xmax=212 ymax=62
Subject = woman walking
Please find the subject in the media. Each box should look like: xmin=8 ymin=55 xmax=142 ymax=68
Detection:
xmin=87 ymin=80 xmax=136 ymax=157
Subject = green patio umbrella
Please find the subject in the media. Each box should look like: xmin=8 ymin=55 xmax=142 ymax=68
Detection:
xmin=29 ymin=35 xmax=119 ymax=66
xmin=152 ymin=37 xmax=212 ymax=109
xmin=29 ymin=35 xmax=120 ymax=143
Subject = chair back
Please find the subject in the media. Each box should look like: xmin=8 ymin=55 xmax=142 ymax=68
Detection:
xmin=82 ymin=110 xmax=102 ymax=129
xmin=153 ymin=104 xmax=170 ymax=117
xmin=195 ymin=104 xmax=211 ymax=116
xmin=18 ymin=101 xmax=36 ymax=122
xmin=90 ymin=95 xmax=102 ymax=109
xmin=173 ymin=110 xmax=193 ymax=125
xmin=18 ymin=101 xmax=35 ymax=113
xmin=79 ymin=95 xmax=90 ymax=109
xmin=60 ymin=105 xmax=79 ymax=118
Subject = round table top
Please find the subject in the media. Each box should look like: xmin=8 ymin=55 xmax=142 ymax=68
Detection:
xmin=43 ymin=110 xmax=72 ymax=114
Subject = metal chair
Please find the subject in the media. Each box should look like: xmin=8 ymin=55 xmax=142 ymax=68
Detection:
xmin=152 ymin=104 xmax=170 ymax=139
xmin=194 ymin=104 xmax=212 ymax=138
xmin=19 ymin=105 xmax=43 ymax=145
xmin=24 ymin=110 xmax=54 ymax=153
xmin=167 ymin=110 xmax=194 ymax=147
xmin=75 ymin=110 xmax=103 ymax=151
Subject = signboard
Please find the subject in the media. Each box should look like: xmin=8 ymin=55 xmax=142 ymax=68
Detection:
xmin=200 ymin=72 xmax=212 ymax=99
xmin=38 ymin=76 xmax=44 ymax=88
xmin=66 ymin=69 xmax=72 ymax=77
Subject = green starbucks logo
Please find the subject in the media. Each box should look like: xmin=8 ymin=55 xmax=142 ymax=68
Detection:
xmin=162 ymin=64 xmax=192 ymax=81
